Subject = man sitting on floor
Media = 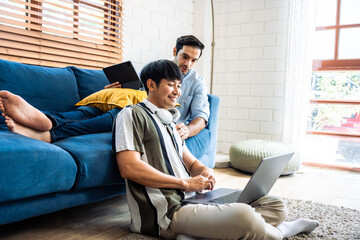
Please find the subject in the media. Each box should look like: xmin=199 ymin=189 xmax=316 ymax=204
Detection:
xmin=113 ymin=59 xmax=319 ymax=240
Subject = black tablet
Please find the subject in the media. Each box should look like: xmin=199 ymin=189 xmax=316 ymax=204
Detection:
xmin=103 ymin=61 xmax=141 ymax=89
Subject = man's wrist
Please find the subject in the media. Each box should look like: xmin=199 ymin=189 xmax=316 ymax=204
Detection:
xmin=179 ymin=178 xmax=187 ymax=191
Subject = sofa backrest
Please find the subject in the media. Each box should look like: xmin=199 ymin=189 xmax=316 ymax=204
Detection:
xmin=0 ymin=59 xmax=112 ymax=124
xmin=0 ymin=59 xmax=80 ymax=112
xmin=69 ymin=66 xmax=110 ymax=100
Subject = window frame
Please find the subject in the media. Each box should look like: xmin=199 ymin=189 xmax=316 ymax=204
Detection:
xmin=308 ymin=0 xmax=360 ymax=138
xmin=312 ymin=0 xmax=360 ymax=71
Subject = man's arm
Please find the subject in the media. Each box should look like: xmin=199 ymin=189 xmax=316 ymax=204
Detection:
xmin=176 ymin=117 xmax=206 ymax=139
xmin=104 ymin=81 xmax=122 ymax=89
xmin=116 ymin=150 xmax=214 ymax=192
xmin=176 ymin=74 xmax=209 ymax=139
xmin=187 ymin=117 xmax=206 ymax=137
xmin=182 ymin=148 xmax=216 ymax=190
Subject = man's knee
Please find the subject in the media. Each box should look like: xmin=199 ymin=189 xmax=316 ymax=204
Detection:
xmin=225 ymin=204 xmax=267 ymax=238
xmin=254 ymin=195 xmax=288 ymax=226
xmin=267 ymin=196 xmax=288 ymax=224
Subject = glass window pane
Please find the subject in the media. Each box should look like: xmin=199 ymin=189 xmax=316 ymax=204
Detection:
xmin=340 ymin=0 xmax=360 ymax=25
xmin=302 ymin=135 xmax=360 ymax=167
xmin=308 ymin=103 xmax=360 ymax=132
xmin=307 ymin=71 xmax=360 ymax=169
xmin=339 ymin=28 xmax=360 ymax=59
xmin=306 ymin=104 xmax=360 ymax=168
xmin=315 ymin=0 xmax=337 ymax=26
xmin=311 ymin=72 xmax=360 ymax=100
xmin=313 ymin=30 xmax=336 ymax=60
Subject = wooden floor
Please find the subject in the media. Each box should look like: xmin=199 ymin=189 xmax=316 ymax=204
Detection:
xmin=1 ymin=165 xmax=360 ymax=240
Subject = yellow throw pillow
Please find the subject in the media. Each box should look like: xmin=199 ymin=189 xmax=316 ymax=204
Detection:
xmin=76 ymin=88 xmax=148 ymax=112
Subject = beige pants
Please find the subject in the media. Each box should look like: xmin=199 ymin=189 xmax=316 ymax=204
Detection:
xmin=161 ymin=195 xmax=287 ymax=240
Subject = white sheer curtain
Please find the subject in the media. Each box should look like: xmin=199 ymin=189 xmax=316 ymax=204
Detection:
xmin=282 ymin=0 xmax=317 ymax=145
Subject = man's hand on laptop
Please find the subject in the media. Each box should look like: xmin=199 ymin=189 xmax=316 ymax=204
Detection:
xmin=201 ymin=168 xmax=216 ymax=184
xmin=183 ymin=175 xmax=216 ymax=192
xmin=104 ymin=82 xmax=122 ymax=89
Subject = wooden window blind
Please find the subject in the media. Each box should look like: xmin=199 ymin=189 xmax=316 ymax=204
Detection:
xmin=0 ymin=0 xmax=123 ymax=69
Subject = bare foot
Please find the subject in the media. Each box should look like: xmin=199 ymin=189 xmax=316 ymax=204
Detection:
xmin=4 ymin=115 xmax=52 ymax=143
xmin=0 ymin=90 xmax=52 ymax=131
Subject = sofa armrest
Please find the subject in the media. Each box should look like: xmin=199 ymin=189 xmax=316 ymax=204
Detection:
xmin=185 ymin=94 xmax=220 ymax=168
xmin=205 ymin=94 xmax=220 ymax=167
xmin=206 ymin=94 xmax=220 ymax=132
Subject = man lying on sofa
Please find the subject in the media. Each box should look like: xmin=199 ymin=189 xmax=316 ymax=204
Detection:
xmin=0 ymin=35 xmax=209 ymax=143
xmin=113 ymin=59 xmax=319 ymax=239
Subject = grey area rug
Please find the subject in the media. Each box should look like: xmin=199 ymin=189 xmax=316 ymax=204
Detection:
xmin=285 ymin=199 xmax=360 ymax=240
xmin=123 ymin=199 xmax=360 ymax=240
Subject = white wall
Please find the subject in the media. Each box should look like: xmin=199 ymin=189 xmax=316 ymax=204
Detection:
xmin=208 ymin=0 xmax=290 ymax=154
xmin=122 ymin=0 xmax=194 ymax=73
xmin=122 ymin=0 xmax=291 ymax=155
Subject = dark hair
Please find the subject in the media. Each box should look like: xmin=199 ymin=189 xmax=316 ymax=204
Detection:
xmin=140 ymin=59 xmax=183 ymax=93
xmin=175 ymin=35 xmax=205 ymax=58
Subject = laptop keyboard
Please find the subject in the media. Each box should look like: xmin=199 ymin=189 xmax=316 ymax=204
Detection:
xmin=209 ymin=191 xmax=242 ymax=204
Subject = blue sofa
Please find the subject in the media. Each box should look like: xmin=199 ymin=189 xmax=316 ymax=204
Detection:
xmin=0 ymin=59 xmax=219 ymax=225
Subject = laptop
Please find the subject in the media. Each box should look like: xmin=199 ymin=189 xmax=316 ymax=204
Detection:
xmin=103 ymin=61 xmax=141 ymax=89
xmin=181 ymin=152 xmax=294 ymax=205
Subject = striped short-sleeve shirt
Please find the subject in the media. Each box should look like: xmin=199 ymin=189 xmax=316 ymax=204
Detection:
xmin=113 ymin=100 xmax=191 ymax=236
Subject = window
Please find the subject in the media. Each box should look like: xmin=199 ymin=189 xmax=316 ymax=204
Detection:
xmin=0 ymin=0 xmax=123 ymax=69
xmin=304 ymin=0 xmax=360 ymax=171
xmin=312 ymin=0 xmax=360 ymax=70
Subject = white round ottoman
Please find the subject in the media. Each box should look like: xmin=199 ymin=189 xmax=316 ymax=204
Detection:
xmin=229 ymin=139 xmax=301 ymax=175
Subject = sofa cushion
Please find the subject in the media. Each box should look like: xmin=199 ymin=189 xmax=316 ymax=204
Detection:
xmin=75 ymin=88 xmax=147 ymax=112
xmin=0 ymin=131 xmax=77 ymax=203
xmin=70 ymin=67 xmax=110 ymax=100
xmin=0 ymin=59 xmax=80 ymax=123
xmin=54 ymin=132 xmax=123 ymax=189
